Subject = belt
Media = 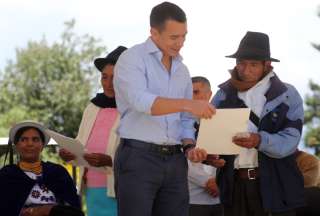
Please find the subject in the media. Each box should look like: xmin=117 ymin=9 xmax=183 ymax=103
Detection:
xmin=235 ymin=168 xmax=259 ymax=180
xmin=122 ymin=139 xmax=182 ymax=156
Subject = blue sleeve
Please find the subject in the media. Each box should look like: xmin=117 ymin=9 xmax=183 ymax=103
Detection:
xmin=258 ymin=87 xmax=304 ymax=158
xmin=211 ymin=89 xmax=225 ymax=107
xmin=114 ymin=50 xmax=157 ymax=114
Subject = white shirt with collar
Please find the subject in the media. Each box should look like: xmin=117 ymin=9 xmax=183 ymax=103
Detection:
xmin=234 ymin=72 xmax=275 ymax=169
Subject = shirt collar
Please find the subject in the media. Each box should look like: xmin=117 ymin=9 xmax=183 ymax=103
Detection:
xmin=251 ymin=71 xmax=275 ymax=91
xmin=145 ymin=37 xmax=183 ymax=62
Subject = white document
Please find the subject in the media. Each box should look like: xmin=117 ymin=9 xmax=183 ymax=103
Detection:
xmin=196 ymin=108 xmax=250 ymax=155
xmin=45 ymin=129 xmax=107 ymax=172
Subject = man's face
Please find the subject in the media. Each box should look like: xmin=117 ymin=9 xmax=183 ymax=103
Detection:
xmin=192 ymin=82 xmax=212 ymax=101
xmin=151 ymin=20 xmax=187 ymax=58
xmin=236 ymin=59 xmax=266 ymax=82
xmin=101 ymin=64 xmax=115 ymax=97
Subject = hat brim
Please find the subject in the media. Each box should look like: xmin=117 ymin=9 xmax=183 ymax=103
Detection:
xmin=9 ymin=121 xmax=50 ymax=145
xmin=225 ymin=53 xmax=280 ymax=62
xmin=94 ymin=58 xmax=114 ymax=72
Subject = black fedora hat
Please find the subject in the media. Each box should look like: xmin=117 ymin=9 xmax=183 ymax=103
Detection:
xmin=226 ymin=31 xmax=279 ymax=62
xmin=94 ymin=46 xmax=127 ymax=72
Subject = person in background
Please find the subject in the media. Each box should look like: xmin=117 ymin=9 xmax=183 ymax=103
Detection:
xmin=212 ymin=31 xmax=305 ymax=216
xmin=296 ymin=149 xmax=320 ymax=216
xmin=188 ymin=76 xmax=224 ymax=216
xmin=59 ymin=46 xmax=127 ymax=216
xmin=296 ymin=149 xmax=319 ymax=188
xmin=113 ymin=2 xmax=215 ymax=216
xmin=0 ymin=121 xmax=83 ymax=216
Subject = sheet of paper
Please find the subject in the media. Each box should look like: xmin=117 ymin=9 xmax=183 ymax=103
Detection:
xmin=196 ymin=108 xmax=250 ymax=155
xmin=45 ymin=129 xmax=108 ymax=172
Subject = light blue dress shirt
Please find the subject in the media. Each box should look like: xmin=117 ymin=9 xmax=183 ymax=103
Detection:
xmin=113 ymin=38 xmax=195 ymax=145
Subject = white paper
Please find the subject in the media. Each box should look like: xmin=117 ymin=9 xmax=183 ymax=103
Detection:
xmin=45 ymin=129 xmax=107 ymax=172
xmin=196 ymin=108 xmax=250 ymax=155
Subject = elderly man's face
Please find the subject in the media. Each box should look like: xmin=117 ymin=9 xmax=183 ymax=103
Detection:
xmin=192 ymin=82 xmax=212 ymax=101
xmin=236 ymin=59 xmax=266 ymax=82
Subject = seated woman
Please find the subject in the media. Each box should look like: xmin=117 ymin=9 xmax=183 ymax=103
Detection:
xmin=0 ymin=121 xmax=84 ymax=216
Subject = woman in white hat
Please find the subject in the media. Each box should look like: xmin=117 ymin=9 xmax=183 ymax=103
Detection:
xmin=0 ymin=121 xmax=84 ymax=216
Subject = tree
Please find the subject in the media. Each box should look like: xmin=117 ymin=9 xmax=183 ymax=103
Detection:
xmin=0 ymin=19 xmax=105 ymax=138
xmin=304 ymin=6 xmax=320 ymax=156
xmin=304 ymin=81 xmax=320 ymax=156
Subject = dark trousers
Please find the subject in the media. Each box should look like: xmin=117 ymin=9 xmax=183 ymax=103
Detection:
xmin=296 ymin=187 xmax=320 ymax=216
xmin=114 ymin=139 xmax=189 ymax=216
xmin=189 ymin=204 xmax=223 ymax=216
xmin=224 ymin=177 xmax=296 ymax=216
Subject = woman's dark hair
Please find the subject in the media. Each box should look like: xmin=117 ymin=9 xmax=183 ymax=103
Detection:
xmin=150 ymin=2 xmax=186 ymax=31
xmin=14 ymin=126 xmax=45 ymax=145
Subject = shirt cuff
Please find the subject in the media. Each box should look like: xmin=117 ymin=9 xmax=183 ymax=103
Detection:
xmin=136 ymin=93 xmax=158 ymax=114
xmin=257 ymin=131 xmax=268 ymax=152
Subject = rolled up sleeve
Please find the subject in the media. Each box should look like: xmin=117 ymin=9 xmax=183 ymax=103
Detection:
xmin=114 ymin=51 xmax=157 ymax=114
xmin=180 ymin=79 xmax=195 ymax=140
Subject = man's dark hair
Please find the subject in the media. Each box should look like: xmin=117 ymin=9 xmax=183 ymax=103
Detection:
xmin=192 ymin=76 xmax=211 ymax=89
xmin=150 ymin=2 xmax=186 ymax=30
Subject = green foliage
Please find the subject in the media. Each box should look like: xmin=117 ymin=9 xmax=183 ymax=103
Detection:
xmin=304 ymin=81 xmax=320 ymax=156
xmin=0 ymin=19 xmax=105 ymax=138
xmin=304 ymin=6 xmax=320 ymax=156
xmin=0 ymin=107 xmax=30 ymax=136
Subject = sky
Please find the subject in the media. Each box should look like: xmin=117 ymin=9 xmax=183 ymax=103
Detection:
xmin=1 ymin=0 xmax=320 ymax=150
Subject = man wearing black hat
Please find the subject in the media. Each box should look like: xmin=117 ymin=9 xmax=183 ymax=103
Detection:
xmin=211 ymin=31 xmax=305 ymax=216
xmin=59 ymin=46 xmax=127 ymax=216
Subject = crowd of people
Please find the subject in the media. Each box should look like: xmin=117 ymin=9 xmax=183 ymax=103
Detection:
xmin=0 ymin=1 xmax=319 ymax=216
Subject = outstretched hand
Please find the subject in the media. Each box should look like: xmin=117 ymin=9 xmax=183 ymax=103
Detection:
xmin=204 ymin=154 xmax=226 ymax=168
xmin=232 ymin=133 xmax=261 ymax=149
xmin=186 ymin=100 xmax=216 ymax=119
xmin=187 ymin=148 xmax=207 ymax=162
xmin=59 ymin=148 xmax=76 ymax=162
xmin=83 ymin=153 xmax=113 ymax=167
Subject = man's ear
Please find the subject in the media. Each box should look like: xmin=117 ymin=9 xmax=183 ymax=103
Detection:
xmin=263 ymin=60 xmax=273 ymax=73
xmin=264 ymin=61 xmax=272 ymax=67
xmin=150 ymin=27 xmax=159 ymax=39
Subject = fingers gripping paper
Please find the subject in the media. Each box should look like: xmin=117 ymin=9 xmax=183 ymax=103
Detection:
xmin=45 ymin=129 xmax=107 ymax=172
xmin=197 ymin=108 xmax=250 ymax=155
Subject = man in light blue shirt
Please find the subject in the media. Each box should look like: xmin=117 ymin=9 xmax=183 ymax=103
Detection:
xmin=113 ymin=2 xmax=215 ymax=216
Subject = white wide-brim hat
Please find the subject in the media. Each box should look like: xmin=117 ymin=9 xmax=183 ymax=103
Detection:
xmin=9 ymin=121 xmax=50 ymax=145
